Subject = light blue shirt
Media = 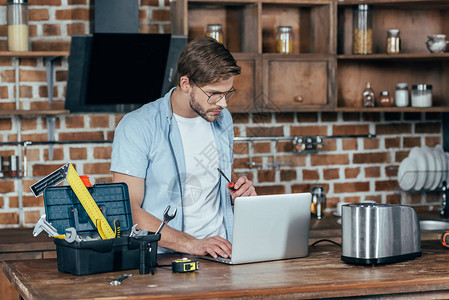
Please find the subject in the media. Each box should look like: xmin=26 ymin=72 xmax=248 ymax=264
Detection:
xmin=111 ymin=88 xmax=235 ymax=243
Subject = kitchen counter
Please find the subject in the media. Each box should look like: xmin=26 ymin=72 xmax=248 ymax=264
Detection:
xmin=3 ymin=240 xmax=449 ymax=299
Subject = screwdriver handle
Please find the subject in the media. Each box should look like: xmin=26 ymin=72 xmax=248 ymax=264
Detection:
xmin=441 ymin=231 xmax=449 ymax=248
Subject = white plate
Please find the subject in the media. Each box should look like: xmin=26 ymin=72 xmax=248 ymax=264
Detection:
xmin=422 ymin=145 xmax=436 ymax=190
xmin=435 ymin=145 xmax=447 ymax=187
xmin=398 ymin=157 xmax=418 ymax=191
xmin=409 ymin=147 xmax=428 ymax=190
xmin=431 ymin=146 xmax=443 ymax=190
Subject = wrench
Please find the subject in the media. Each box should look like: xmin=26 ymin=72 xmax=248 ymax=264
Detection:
xmin=33 ymin=214 xmax=62 ymax=238
xmin=155 ymin=205 xmax=177 ymax=235
xmin=109 ymin=273 xmax=132 ymax=286
xmin=129 ymin=224 xmax=148 ymax=238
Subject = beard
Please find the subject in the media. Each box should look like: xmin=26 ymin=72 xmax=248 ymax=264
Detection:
xmin=189 ymin=90 xmax=221 ymax=122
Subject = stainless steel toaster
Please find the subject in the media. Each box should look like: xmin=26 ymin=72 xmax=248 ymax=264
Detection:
xmin=341 ymin=203 xmax=421 ymax=265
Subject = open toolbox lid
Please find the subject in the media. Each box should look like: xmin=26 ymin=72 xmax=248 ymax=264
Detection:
xmin=43 ymin=183 xmax=133 ymax=236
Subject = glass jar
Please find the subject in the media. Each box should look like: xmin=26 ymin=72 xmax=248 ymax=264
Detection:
xmin=378 ymin=91 xmax=394 ymax=107
xmin=395 ymin=83 xmax=409 ymax=107
xmin=353 ymin=4 xmax=372 ymax=55
xmin=411 ymin=84 xmax=432 ymax=107
xmin=206 ymin=24 xmax=224 ymax=44
xmin=362 ymin=82 xmax=375 ymax=107
xmin=7 ymin=0 xmax=29 ymax=51
xmin=275 ymin=26 xmax=294 ymax=54
xmin=387 ymin=29 xmax=401 ymax=54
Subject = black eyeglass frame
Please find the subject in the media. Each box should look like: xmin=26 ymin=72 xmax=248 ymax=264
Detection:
xmin=191 ymin=80 xmax=237 ymax=104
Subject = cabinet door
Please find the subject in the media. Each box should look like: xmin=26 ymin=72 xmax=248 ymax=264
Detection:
xmin=263 ymin=55 xmax=334 ymax=111
xmin=227 ymin=54 xmax=261 ymax=113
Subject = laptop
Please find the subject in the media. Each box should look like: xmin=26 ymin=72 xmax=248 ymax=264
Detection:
xmin=199 ymin=193 xmax=312 ymax=264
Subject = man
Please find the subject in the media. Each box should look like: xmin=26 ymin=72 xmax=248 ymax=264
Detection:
xmin=111 ymin=37 xmax=257 ymax=259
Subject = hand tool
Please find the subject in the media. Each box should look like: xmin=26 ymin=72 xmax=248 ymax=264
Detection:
xmin=109 ymin=273 xmax=133 ymax=285
xmin=172 ymin=258 xmax=199 ymax=273
xmin=217 ymin=168 xmax=236 ymax=191
xmin=442 ymin=231 xmax=449 ymax=248
xmin=129 ymin=224 xmax=148 ymax=238
xmin=30 ymin=163 xmax=116 ymax=240
xmin=155 ymin=205 xmax=177 ymax=235
xmin=33 ymin=215 xmax=82 ymax=243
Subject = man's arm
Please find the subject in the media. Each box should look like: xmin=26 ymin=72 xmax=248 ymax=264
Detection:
xmin=230 ymin=167 xmax=257 ymax=201
xmin=113 ymin=172 xmax=232 ymax=258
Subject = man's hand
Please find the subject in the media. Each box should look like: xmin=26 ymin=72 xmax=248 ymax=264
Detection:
xmin=229 ymin=176 xmax=257 ymax=200
xmin=188 ymin=236 xmax=232 ymax=259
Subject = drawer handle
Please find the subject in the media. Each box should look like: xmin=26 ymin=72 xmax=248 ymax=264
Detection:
xmin=293 ymin=96 xmax=303 ymax=102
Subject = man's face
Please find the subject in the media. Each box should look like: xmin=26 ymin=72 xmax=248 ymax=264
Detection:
xmin=189 ymin=77 xmax=234 ymax=122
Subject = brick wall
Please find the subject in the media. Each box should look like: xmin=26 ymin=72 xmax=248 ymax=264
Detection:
xmin=0 ymin=1 xmax=444 ymax=228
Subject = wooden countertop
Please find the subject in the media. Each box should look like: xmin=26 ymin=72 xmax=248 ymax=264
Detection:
xmin=3 ymin=240 xmax=449 ymax=299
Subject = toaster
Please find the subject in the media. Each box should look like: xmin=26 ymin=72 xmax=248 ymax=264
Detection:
xmin=341 ymin=203 xmax=421 ymax=265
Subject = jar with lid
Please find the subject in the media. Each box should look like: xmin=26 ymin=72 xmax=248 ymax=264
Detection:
xmin=206 ymin=24 xmax=224 ymax=44
xmin=311 ymin=185 xmax=326 ymax=220
xmin=395 ymin=83 xmax=409 ymax=107
xmin=387 ymin=29 xmax=401 ymax=54
xmin=353 ymin=4 xmax=372 ymax=55
xmin=411 ymin=84 xmax=432 ymax=107
xmin=362 ymin=82 xmax=375 ymax=107
xmin=7 ymin=0 xmax=29 ymax=51
xmin=275 ymin=26 xmax=294 ymax=54
xmin=377 ymin=91 xmax=394 ymax=107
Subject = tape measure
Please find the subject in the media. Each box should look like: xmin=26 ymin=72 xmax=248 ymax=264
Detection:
xmin=172 ymin=258 xmax=199 ymax=273
xmin=30 ymin=163 xmax=116 ymax=240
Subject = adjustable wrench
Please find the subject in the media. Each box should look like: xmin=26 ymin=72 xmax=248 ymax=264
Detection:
xmin=155 ymin=205 xmax=177 ymax=235
xmin=109 ymin=273 xmax=133 ymax=285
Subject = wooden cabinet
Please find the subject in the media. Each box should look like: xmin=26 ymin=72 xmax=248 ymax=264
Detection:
xmin=176 ymin=0 xmax=449 ymax=112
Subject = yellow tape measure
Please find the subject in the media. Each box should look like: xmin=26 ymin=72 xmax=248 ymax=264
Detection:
xmin=66 ymin=164 xmax=115 ymax=240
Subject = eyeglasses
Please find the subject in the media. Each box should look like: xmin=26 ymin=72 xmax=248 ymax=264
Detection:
xmin=191 ymin=80 xmax=236 ymax=104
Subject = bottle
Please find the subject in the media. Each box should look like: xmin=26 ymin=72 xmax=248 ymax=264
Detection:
xmin=378 ymin=91 xmax=394 ymax=107
xmin=311 ymin=185 xmax=326 ymax=220
xmin=387 ymin=29 xmax=401 ymax=54
xmin=362 ymin=82 xmax=375 ymax=107
xmin=411 ymin=84 xmax=432 ymax=107
xmin=353 ymin=4 xmax=372 ymax=55
xmin=275 ymin=26 xmax=294 ymax=54
xmin=395 ymin=83 xmax=409 ymax=107
xmin=7 ymin=0 xmax=29 ymax=51
xmin=206 ymin=24 xmax=224 ymax=44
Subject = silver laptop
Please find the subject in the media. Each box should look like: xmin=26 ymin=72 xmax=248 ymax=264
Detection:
xmin=200 ymin=193 xmax=311 ymax=264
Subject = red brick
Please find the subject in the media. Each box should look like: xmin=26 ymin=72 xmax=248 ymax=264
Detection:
xmin=38 ymin=85 xmax=58 ymax=98
xmin=311 ymin=154 xmax=349 ymax=166
xmin=20 ymin=58 xmax=38 ymax=67
xmin=365 ymin=195 xmax=381 ymax=203
xmin=342 ymin=139 xmax=357 ymax=150
xmin=106 ymin=131 xmax=115 ymax=140
xmin=69 ymin=147 xmax=87 ymax=160
xmin=415 ymin=123 xmax=441 ymax=134
xmin=30 ymin=99 xmax=65 ymax=110
xmin=0 ymin=212 xmax=19 ymax=224
xmin=323 ymin=140 xmax=337 ymax=151
xmin=55 ymin=70 xmax=68 ymax=82
xmin=59 ymin=131 xmax=104 ymax=141
xmin=21 ymin=133 xmax=48 ymax=141
xmin=376 ymin=124 xmax=411 ymax=135
xmin=31 ymin=40 xmax=70 ymax=51
xmin=297 ymin=113 xmax=318 ymax=122
xmin=323 ymin=168 xmax=339 ymax=180
xmin=290 ymin=126 xmax=327 ymax=136
xmin=42 ymin=116 xmax=61 ymax=129
xmin=365 ymin=166 xmax=380 ymax=178
xmin=363 ymin=138 xmax=379 ymax=150
xmin=44 ymin=148 xmax=64 ymax=160
xmin=275 ymin=113 xmax=294 ymax=123
xmin=326 ymin=197 xmax=340 ymax=209
xmin=257 ymin=170 xmax=275 ymax=182
xmin=334 ymin=182 xmax=370 ymax=193
xmin=232 ymin=114 xmax=249 ymax=124
xmin=84 ymin=162 xmax=111 ymax=175
xmin=246 ymin=127 xmax=283 ymax=137
xmin=68 ymin=0 xmax=87 ymax=4
xmin=0 ymin=196 xmax=3 ymax=208
xmin=0 ymin=102 xmax=14 ymax=110
xmin=252 ymin=113 xmax=272 ymax=124
xmin=65 ymin=115 xmax=85 ymax=128
xmin=280 ymin=170 xmax=296 ymax=181
xmin=140 ymin=24 xmax=159 ymax=34
xmin=25 ymin=211 xmax=42 ymax=224
xmin=94 ymin=147 xmax=112 ymax=159
xmin=42 ymin=24 xmax=61 ymax=36
xmin=141 ymin=0 xmax=159 ymax=5
xmin=385 ymin=137 xmax=400 ymax=148
xmin=234 ymin=127 xmax=240 ymax=137
xmin=33 ymin=163 xmax=67 ymax=176
xmin=271 ymin=155 xmax=306 ymax=167
xmin=345 ymin=167 xmax=360 ymax=179
xmin=276 ymin=141 xmax=293 ymax=153
xmin=353 ymin=152 xmax=390 ymax=164
xmin=55 ymin=8 xmax=90 ymax=20
xmin=253 ymin=142 xmax=270 ymax=154
xmin=20 ymin=70 xmax=46 ymax=82
xmin=90 ymin=115 xmax=110 ymax=128
xmin=386 ymin=194 xmax=401 ymax=205
xmin=95 ymin=176 xmax=113 ymax=184
xmin=254 ymin=185 xmax=285 ymax=195
xmin=1 ymin=69 xmax=15 ymax=82
xmin=333 ymin=124 xmax=369 ymax=136
xmin=0 ymin=119 xmax=12 ymax=130
xmin=0 ymin=181 xmax=14 ymax=193
xmin=30 ymin=0 xmax=62 ymax=5
xmin=322 ymin=112 xmax=338 ymax=122
xmin=19 ymin=85 xmax=33 ymax=98
xmin=29 ymin=9 xmax=50 ymax=21
xmin=67 ymin=23 xmax=86 ymax=35
xmin=21 ymin=118 xmax=37 ymax=131
xmin=139 ymin=9 xmax=148 ymax=21
xmin=343 ymin=196 xmax=360 ymax=203
xmin=302 ymin=169 xmax=319 ymax=181
xmin=9 ymin=196 xmax=19 ymax=208
xmin=425 ymin=136 xmax=441 ymax=147
xmin=342 ymin=112 xmax=360 ymax=122
xmin=233 ymin=143 xmax=248 ymax=155
xmin=403 ymin=137 xmax=420 ymax=148
xmin=375 ymin=180 xmax=394 ymax=191
xmin=23 ymin=195 xmax=44 ymax=207
xmin=0 ymin=86 xmax=9 ymax=99
xmin=151 ymin=9 xmax=170 ymax=22
xmin=395 ymin=151 xmax=409 ymax=163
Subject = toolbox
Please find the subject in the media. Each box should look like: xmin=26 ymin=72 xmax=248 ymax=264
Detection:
xmin=43 ymin=183 xmax=160 ymax=276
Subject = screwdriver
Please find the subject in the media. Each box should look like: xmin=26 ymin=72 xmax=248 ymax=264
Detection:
xmin=217 ymin=168 xmax=236 ymax=191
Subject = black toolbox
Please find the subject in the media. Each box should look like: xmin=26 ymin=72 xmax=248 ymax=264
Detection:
xmin=43 ymin=182 xmax=160 ymax=276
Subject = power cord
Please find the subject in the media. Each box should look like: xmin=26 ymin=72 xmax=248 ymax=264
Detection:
xmin=311 ymin=239 xmax=342 ymax=247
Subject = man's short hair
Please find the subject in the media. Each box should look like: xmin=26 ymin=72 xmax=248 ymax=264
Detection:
xmin=176 ymin=37 xmax=241 ymax=86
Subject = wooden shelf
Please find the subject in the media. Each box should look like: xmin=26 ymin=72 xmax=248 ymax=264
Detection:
xmin=338 ymin=53 xmax=449 ymax=60
xmin=336 ymin=106 xmax=449 ymax=112
xmin=0 ymin=51 xmax=69 ymax=57
xmin=0 ymin=110 xmax=70 ymax=116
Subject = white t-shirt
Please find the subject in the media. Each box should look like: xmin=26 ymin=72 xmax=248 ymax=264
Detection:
xmin=174 ymin=114 xmax=226 ymax=239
